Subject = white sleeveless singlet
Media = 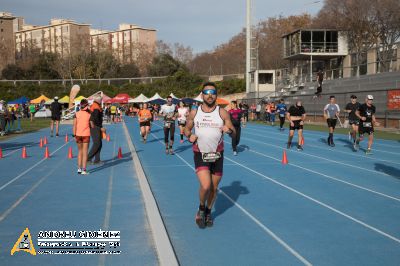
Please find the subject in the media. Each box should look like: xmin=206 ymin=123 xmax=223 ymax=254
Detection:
xmin=193 ymin=105 xmax=224 ymax=153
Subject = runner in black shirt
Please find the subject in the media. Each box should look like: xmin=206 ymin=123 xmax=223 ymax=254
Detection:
xmin=355 ymin=95 xmax=380 ymax=154
xmin=286 ymin=100 xmax=306 ymax=150
xmin=344 ymin=95 xmax=361 ymax=150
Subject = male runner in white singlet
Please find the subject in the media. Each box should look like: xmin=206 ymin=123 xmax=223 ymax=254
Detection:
xmin=184 ymin=82 xmax=235 ymax=228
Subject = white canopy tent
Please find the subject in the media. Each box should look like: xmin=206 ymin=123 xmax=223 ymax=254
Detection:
xmin=169 ymin=93 xmax=180 ymax=100
xmin=148 ymin=93 xmax=165 ymax=102
xmin=129 ymin=93 xmax=149 ymax=103
xmin=193 ymin=93 xmax=203 ymax=102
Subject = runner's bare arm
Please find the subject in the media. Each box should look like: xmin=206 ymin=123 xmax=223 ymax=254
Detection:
xmin=73 ymin=118 xmax=77 ymax=136
xmin=219 ymin=108 xmax=236 ymax=134
xmin=184 ymin=110 xmax=196 ymax=134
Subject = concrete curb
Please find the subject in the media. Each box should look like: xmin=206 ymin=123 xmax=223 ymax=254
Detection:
xmin=122 ymin=121 xmax=179 ymax=266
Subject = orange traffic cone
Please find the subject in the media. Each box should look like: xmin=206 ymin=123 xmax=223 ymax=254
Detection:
xmin=65 ymin=134 xmax=69 ymax=143
xmin=68 ymin=147 xmax=73 ymax=159
xmin=300 ymin=137 xmax=304 ymax=146
xmin=43 ymin=137 xmax=48 ymax=145
xmin=117 ymin=147 xmax=122 ymax=159
xmin=0 ymin=147 xmax=3 ymax=159
xmin=44 ymin=146 xmax=50 ymax=158
xmin=282 ymin=150 xmax=288 ymax=164
xmin=22 ymin=147 xmax=27 ymax=158
xmin=106 ymin=134 xmax=110 ymax=142
xmin=39 ymin=138 xmax=43 ymax=148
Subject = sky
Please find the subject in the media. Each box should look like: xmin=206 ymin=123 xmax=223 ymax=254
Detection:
xmin=2 ymin=0 xmax=323 ymax=54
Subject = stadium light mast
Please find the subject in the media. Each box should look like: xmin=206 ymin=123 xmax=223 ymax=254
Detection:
xmin=246 ymin=0 xmax=251 ymax=94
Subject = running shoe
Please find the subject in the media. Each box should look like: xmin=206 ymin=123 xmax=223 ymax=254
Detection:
xmin=169 ymin=149 xmax=175 ymax=155
xmin=50 ymin=133 xmax=53 ymax=137
xmin=353 ymin=142 xmax=358 ymax=151
xmin=327 ymin=137 xmax=331 ymax=146
xmin=81 ymin=170 xmax=89 ymax=175
xmin=180 ymin=139 xmax=184 ymax=144
xmin=297 ymin=145 xmax=303 ymax=151
xmin=77 ymin=168 xmax=82 ymax=174
xmin=165 ymin=148 xmax=169 ymax=154
xmin=330 ymin=142 xmax=335 ymax=147
xmin=195 ymin=210 xmax=206 ymax=228
xmin=56 ymin=134 xmax=59 ymax=137
xmin=233 ymin=151 xmax=238 ymax=156
xmin=348 ymin=131 xmax=351 ymax=141
xmin=205 ymin=213 xmax=213 ymax=227
xmin=143 ymin=138 xmax=147 ymax=144
xmin=365 ymin=148 xmax=373 ymax=155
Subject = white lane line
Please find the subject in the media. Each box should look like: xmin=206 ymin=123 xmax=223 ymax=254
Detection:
xmin=224 ymin=156 xmax=400 ymax=245
xmin=0 ymin=140 xmax=71 ymax=192
xmin=0 ymin=159 xmax=63 ymax=223
xmin=244 ymin=128 xmax=400 ymax=166
xmin=148 ymin=126 xmax=312 ymax=266
xmin=227 ymin=140 xmax=400 ymax=203
xmin=240 ymin=135 xmax=393 ymax=177
xmin=99 ymin=129 xmax=117 ymax=266
xmin=123 ymin=122 xmax=179 ymax=266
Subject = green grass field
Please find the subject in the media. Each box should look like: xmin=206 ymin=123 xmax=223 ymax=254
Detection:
xmin=0 ymin=118 xmax=51 ymax=141
xmin=249 ymin=121 xmax=400 ymax=141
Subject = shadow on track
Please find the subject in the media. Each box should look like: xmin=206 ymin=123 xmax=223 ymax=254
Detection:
xmin=213 ymin=181 xmax=249 ymax=219
xmin=375 ymin=163 xmax=400 ymax=179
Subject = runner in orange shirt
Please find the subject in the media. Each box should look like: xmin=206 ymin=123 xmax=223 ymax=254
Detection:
xmin=138 ymin=103 xmax=152 ymax=143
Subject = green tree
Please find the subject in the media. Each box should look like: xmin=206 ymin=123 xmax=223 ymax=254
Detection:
xmin=148 ymin=53 xmax=183 ymax=77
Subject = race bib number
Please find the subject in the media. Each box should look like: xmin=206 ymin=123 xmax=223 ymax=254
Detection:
xmin=279 ymin=113 xmax=285 ymax=117
xmin=164 ymin=121 xmax=172 ymax=128
xmin=201 ymin=152 xmax=221 ymax=163
xmin=363 ymin=122 xmax=372 ymax=128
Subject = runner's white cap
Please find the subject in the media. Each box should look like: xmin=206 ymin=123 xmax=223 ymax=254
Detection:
xmin=54 ymin=96 xmax=59 ymax=100
xmin=367 ymin=95 xmax=374 ymax=100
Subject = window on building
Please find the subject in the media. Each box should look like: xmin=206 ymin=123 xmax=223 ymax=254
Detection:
xmin=258 ymin=73 xmax=273 ymax=84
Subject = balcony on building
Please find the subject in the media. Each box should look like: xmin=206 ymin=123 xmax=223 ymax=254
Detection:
xmin=283 ymin=29 xmax=348 ymax=60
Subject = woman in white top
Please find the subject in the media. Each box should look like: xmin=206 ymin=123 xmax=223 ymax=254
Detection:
xmin=177 ymin=101 xmax=189 ymax=143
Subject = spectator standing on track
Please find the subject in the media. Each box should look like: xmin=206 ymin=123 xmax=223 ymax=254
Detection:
xmin=324 ymin=96 xmax=340 ymax=147
xmin=355 ymin=95 xmax=379 ymax=154
xmin=250 ymin=103 xmax=256 ymax=121
xmin=73 ymin=99 xmax=91 ymax=175
xmin=265 ymin=101 xmax=271 ymax=122
xmin=184 ymin=82 xmax=235 ymax=228
xmin=87 ymin=96 xmax=105 ymax=165
xmin=50 ymin=96 xmax=62 ymax=137
xmin=344 ymin=95 xmax=361 ymax=150
xmin=286 ymin=100 xmax=306 ymax=150
xmin=276 ymin=99 xmax=287 ymax=131
xmin=229 ymin=100 xmax=243 ymax=156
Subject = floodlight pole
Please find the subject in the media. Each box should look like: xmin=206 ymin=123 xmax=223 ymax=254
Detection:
xmin=246 ymin=0 xmax=251 ymax=94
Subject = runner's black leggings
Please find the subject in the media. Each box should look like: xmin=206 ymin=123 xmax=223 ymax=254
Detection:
xmin=164 ymin=124 xmax=175 ymax=143
xmin=279 ymin=116 xmax=285 ymax=128
xmin=231 ymin=125 xmax=241 ymax=152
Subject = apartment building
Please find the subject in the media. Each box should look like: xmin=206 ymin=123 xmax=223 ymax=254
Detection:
xmin=15 ymin=18 xmax=91 ymax=59
xmin=0 ymin=12 xmax=19 ymax=74
xmin=90 ymin=24 xmax=157 ymax=63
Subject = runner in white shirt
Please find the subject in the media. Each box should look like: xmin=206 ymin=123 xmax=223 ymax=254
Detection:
xmin=177 ymin=101 xmax=189 ymax=143
xmin=184 ymin=82 xmax=235 ymax=228
xmin=160 ymin=96 xmax=178 ymax=154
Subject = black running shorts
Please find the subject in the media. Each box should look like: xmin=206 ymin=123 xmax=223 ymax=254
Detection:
xmin=289 ymin=120 xmax=303 ymax=131
xmin=349 ymin=119 xmax=359 ymax=125
xmin=326 ymin=118 xmax=337 ymax=129
xmin=194 ymin=152 xmax=223 ymax=177
xmin=140 ymin=121 xmax=151 ymax=127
